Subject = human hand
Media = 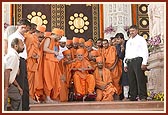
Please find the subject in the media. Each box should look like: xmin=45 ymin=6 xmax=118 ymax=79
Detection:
xmin=61 ymin=75 xmax=66 ymax=82
xmin=32 ymin=54 xmax=39 ymax=59
xmin=17 ymin=69 xmax=20 ymax=75
xmin=4 ymin=87 xmax=8 ymax=101
xmin=101 ymin=85 xmax=106 ymax=90
xmin=124 ymin=67 xmax=128 ymax=72
xmin=71 ymin=59 xmax=76 ymax=63
xmin=121 ymin=45 xmax=125 ymax=52
xmin=78 ymin=68 xmax=85 ymax=72
xmin=18 ymin=86 xmax=23 ymax=96
xmin=141 ymin=64 xmax=147 ymax=71
xmin=54 ymin=51 xmax=59 ymax=56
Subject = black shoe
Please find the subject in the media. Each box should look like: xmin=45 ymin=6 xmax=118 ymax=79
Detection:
xmin=139 ymin=98 xmax=147 ymax=101
xmin=74 ymin=94 xmax=83 ymax=101
xmin=129 ymin=98 xmax=137 ymax=101
xmin=85 ymin=93 xmax=96 ymax=101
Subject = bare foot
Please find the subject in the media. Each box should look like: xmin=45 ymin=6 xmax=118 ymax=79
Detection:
xmin=29 ymin=97 xmax=40 ymax=104
xmin=45 ymin=96 xmax=55 ymax=104
xmin=122 ymin=97 xmax=129 ymax=101
xmin=34 ymin=94 xmax=40 ymax=103
xmin=53 ymin=100 xmax=59 ymax=104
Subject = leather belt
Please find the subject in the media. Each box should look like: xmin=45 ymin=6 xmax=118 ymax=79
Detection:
xmin=125 ymin=57 xmax=142 ymax=64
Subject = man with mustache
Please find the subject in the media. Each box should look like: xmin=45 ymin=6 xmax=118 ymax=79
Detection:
xmin=4 ymin=38 xmax=24 ymax=111
xmin=124 ymin=25 xmax=148 ymax=101
xmin=8 ymin=18 xmax=31 ymax=111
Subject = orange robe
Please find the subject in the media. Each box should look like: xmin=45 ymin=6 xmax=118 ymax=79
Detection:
xmin=102 ymin=46 xmax=122 ymax=95
xmin=34 ymin=38 xmax=45 ymax=98
xmin=90 ymin=61 xmax=97 ymax=70
xmin=24 ymin=32 xmax=33 ymax=53
xmin=69 ymin=47 xmax=75 ymax=59
xmin=72 ymin=58 xmax=95 ymax=95
xmin=83 ymin=48 xmax=88 ymax=59
xmin=94 ymin=67 xmax=117 ymax=101
xmin=59 ymin=58 xmax=74 ymax=102
xmin=97 ymin=48 xmax=103 ymax=57
xmin=26 ymin=34 xmax=39 ymax=99
xmin=71 ymin=47 xmax=77 ymax=59
xmin=43 ymin=38 xmax=61 ymax=100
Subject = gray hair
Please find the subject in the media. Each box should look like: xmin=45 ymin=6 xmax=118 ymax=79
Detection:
xmin=11 ymin=38 xmax=20 ymax=48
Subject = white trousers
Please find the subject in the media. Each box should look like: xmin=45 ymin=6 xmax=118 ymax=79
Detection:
xmin=123 ymin=86 xmax=129 ymax=98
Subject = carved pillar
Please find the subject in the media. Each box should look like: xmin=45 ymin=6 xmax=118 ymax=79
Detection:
xmin=3 ymin=3 xmax=11 ymax=26
xmin=147 ymin=43 xmax=164 ymax=93
xmin=147 ymin=3 xmax=165 ymax=94
xmin=148 ymin=4 xmax=165 ymax=43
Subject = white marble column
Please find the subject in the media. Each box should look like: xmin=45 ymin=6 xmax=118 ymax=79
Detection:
xmin=3 ymin=3 xmax=11 ymax=27
xmin=103 ymin=3 xmax=132 ymax=40
xmin=147 ymin=3 xmax=165 ymax=95
xmin=148 ymin=4 xmax=165 ymax=43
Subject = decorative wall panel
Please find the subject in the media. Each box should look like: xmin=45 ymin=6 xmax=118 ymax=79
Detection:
xmin=15 ymin=4 xmax=51 ymax=31
xmin=15 ymin=4 xmax=99 ymax=41
xmin=15 ymin=4 xmax=22 ymax=24
xmin=92 ymin=4 xmax=99 ymax=42
xmin=137 ymin=4 xmax=149 ymax=39
xmin=55 ymin=4 xmax=65 ymax=30
xmin=65 ymin=4 xmax=99 ymax=41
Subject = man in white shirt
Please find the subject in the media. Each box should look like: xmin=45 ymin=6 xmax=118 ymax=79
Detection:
xmin=4 ymin=38 xmax=24 ymax=111
xmin=8 ymin=18 xmax=31 ymax=110
xmin=123 ymin=25 xmax=149 ymax=101
xmin=57 ymin=36 xmax=68 ymax=61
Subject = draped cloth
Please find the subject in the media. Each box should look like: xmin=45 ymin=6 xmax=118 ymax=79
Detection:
xmin=72 ymin=58 xmax=95 ymax=95
xmin=59 ymin=58 xmax=74 ymax=101
xmin=102 ymin=46 xmax=122 ymax=95
xmin=43 ymin=38 xmax=61 ymax=100
xmin=94 ymin=67 xmax=117 ymax=101
xmin=25 ymin=33 xmax=39 ymax=100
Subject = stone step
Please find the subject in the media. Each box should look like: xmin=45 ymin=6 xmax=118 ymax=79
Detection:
xmin=29 ymin=101 xmax=164 ymax=112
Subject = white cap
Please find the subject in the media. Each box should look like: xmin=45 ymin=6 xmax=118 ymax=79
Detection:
xmin=59 ymin=36 xmax=67 ymax=42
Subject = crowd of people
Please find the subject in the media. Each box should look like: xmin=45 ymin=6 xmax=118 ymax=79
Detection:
xmin=3 ymin=18 xmax=149 ymax=111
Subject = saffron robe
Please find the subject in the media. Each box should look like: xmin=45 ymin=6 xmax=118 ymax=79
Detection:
xmin=94 ymin=67 xmax=117 ymax=101
xmin=43 ymin=37 xmax=61 ymax=100
xmin=59 ymin=58 xmax=74 ymax=102
xmin=102 ymin=46 xmax=122 ymax=95
xmin=25 ymin=33 xmax=39 ymax=99
xmin=72 ymin=58 xmax=95 ymax=95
